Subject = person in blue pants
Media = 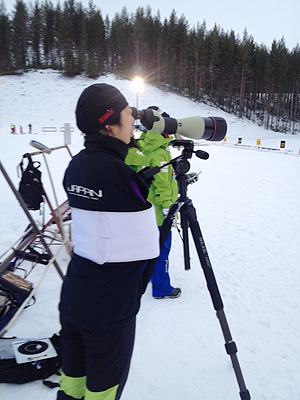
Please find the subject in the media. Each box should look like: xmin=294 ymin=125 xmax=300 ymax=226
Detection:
xmin=126 ymin=108 xmax=181 ymax=299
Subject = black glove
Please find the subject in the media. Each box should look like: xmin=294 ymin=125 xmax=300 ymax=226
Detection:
xmin=132 ymin=166 xmax=161 ymax=201
xmin=147 ymin=106 xmax=170 ymax=118
xmin=137 ymin=166 xmax=160 ymax=187
xmin=186 ymin=172 xmax=200 ymax=185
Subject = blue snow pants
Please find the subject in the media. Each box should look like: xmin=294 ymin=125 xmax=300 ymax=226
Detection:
xmin=151 ymin=227 xmax=173 ymax=298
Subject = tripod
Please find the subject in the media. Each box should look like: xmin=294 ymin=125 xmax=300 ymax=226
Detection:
xmin=142 ymin=140 xmax=251 ymax=399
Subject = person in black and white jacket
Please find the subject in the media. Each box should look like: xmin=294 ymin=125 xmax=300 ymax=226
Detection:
xmin=57 ymin=84 xmax=159 ymax=400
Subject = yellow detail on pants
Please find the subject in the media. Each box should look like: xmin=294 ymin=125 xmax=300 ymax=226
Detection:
xmin=85 ymin=385 xmax=119 ymax=400
xmin=60 ymin=371 xmax=119 ymax=399
xmin=60 ymin=372 xmax=86 ymax=399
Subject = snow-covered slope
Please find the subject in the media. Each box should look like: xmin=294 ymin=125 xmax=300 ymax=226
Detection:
xmin=0 ymin=70 xmax=299 ymax=400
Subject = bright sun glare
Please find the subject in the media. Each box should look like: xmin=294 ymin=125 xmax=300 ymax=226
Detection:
xmin=131 ymin=76 xmax=144 ymax=93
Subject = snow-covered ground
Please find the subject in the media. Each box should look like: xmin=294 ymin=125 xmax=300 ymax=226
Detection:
xmin=0 ymin=70 xmax=299 ymax=400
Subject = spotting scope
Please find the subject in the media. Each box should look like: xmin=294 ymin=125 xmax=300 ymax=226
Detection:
xmin=131 ymin=107 xmax=227 ymax=141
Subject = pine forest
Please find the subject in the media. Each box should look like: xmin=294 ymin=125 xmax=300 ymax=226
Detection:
xmin=0 ymin=0 xmax=299 ymax=133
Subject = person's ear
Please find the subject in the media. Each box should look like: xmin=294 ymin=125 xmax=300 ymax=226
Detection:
xmin=105 ymin=124 xmax=114 ymax=135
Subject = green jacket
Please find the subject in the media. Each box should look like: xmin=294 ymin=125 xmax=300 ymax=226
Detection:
xmin=125 ymin=131 xmax=178 ymax=226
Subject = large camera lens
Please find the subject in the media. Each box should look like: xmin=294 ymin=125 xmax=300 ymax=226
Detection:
xmin=136 ymin=108 xmax=227 ymax=142
xmin=202 ymin=117 xmax=227 ymax=141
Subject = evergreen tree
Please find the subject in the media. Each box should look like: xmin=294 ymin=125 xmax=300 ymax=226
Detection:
xmin=132 ymin=6 xmax=161 ymax=81
xmin=267 ymin=38 xmax=289 ymax=130
xmin=103 ymin=14 xmax=110 ymax=69
xmin=207 ymin=24 xmax=221 ymax=99
xmin=164 ymin=10 xmax=178 ymax=89
xmin=53 ymin=2 xmax=63 ymax=69
xmin=133 ymin=6 xmax=145 ymax=71
xmin=150 ymin=10 xmax=162 ymax=83
xmin=110 ymin=7 xmax=133 ymax=74
xmin=59 ymin=0 xmax=79 ymax=76
xmin=86 ymin=3 xmax=105 ymax=78
xmin=188 ymin=21 xmax=207 ymax=101
xmin=0 ymin=1 xmax=12 ymax=72
xmin=238 ymin=30 xmax=255 ymax=119
xmin=252 ymin=44 xmax=269 ymax=125
xmin=42 ymin=0 xmax=56 ymax=68
xmin=215 ymin=30 xmax=237 ymax=111
xmin=289 ymin=45 xmax=300 ymax=133
xmin=156 ymin=16 xmax=169 ymax=84
xmin=11 ymin=0 xmax=28 ymax=70
xmin=175 ymin=14 xmax=189 ymax=92
xmin=30 ymin=1 xmax=43 ymax=68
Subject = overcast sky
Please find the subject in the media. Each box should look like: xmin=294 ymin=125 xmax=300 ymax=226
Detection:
xmin=2 ymin=0 xmax=300 ymax=50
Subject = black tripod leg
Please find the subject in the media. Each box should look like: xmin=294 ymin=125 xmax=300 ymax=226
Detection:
xmin=180 ymin=208 xmax=191 ymax=270
xmin=184 ymin=203 xmax=251 ymax=400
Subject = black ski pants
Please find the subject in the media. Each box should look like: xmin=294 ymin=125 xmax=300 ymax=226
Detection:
xmin=57 ymin=317 xmax=136 ymax=400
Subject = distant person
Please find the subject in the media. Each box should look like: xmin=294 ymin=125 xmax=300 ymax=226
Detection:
xmin=28 ymin=123 xmax=32 ymax=134
xmin=10 ymin=123 xmax=16 ymax=134
xmin=126 ymin=107 xmax=181 ymax=299
xmin=19 ymin=125 xmax=23 ymax=134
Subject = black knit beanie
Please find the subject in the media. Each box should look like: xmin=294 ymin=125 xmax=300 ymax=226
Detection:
xmin=76 ymin=83 xmax=128 ymax=134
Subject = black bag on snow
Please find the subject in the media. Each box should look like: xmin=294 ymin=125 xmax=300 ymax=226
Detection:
xmin=0 ymin=334 xmax=61 ymax=387
xmin=0 ymin=271 xmax=34 ymax=332
xmin=18 ymin=154 xmax=44 ymax=210
xmin=0 ymin=289 xmax=31 ymax=332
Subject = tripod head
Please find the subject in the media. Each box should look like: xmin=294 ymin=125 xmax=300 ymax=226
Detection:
xmin=168 ymin=139 xmax=209 ymax=176
xmin=137 ymin=139 xmax=209 ymax=183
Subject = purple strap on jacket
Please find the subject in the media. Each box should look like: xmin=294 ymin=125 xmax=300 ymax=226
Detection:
xmin=130 ymin=177 xmax=146 ymax=203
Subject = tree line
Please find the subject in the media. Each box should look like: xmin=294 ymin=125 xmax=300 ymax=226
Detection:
xmin=0 ymin=0 xmax=299 ymax=133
